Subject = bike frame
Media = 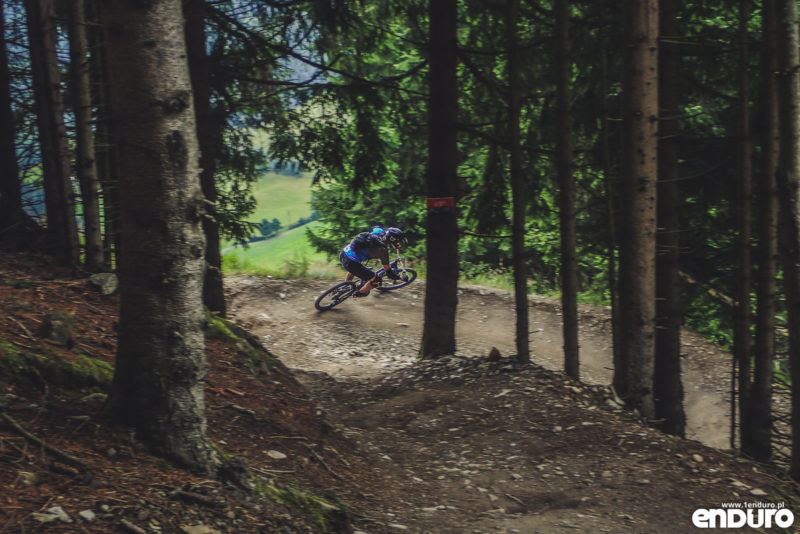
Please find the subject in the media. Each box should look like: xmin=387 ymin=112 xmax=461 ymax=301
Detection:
xmin=314 ymin=255 xmax=416 ymax=311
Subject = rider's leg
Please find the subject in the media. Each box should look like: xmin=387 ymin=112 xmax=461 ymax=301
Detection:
xmin=342 ymin=255 xmax=375 ymax=296
xmin=353 ymin=277 xmax=374 ymax=297
xmin=358 ymin=274 xmax=378 ymax=295
xmin=340 ymin=252 xmax=357 ymax=282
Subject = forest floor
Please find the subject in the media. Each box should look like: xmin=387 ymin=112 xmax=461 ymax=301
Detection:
xmin=1 ymin=251 xmax=799 ymax=533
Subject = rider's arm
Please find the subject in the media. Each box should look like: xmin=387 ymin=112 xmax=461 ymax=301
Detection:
xmin=370 ymin=236 xmax=391 ymax=266
xmin=380 ymin=249 xmax=394 ymax=279
xmin=380 ymin=255 xmax=392 ymax=274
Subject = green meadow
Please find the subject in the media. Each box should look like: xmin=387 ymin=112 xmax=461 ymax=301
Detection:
xmin=248 ymin=172 xmax=315 ymax=226
xmin=221 ymin=173 xmax=339 ymax=278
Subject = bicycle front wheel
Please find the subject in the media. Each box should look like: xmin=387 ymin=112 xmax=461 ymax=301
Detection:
xmin=315 ymin=282 xmax=356 ymax=311
xmin=378 ymin=268 xmax=417 ymax=291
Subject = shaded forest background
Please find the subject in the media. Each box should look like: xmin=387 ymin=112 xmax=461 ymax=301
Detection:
xmin=3 ymin=0 xmax=800 ymax=482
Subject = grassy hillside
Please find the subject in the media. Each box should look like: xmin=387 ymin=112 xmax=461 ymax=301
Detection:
xmin=248 ymin=172 xmax=314 ymax=226
xmin=223 ymin=221 xmax=338 ymax=278
xmin=222 ymin=174 xmax=339 ymax=278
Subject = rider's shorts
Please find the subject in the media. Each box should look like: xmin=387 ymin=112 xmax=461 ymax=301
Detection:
xmin=339 ymin=251 xmax=375 ymax=282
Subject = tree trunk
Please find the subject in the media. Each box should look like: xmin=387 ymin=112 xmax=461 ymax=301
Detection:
xmin=774 ymin=0 xmax=800 ymax=482
xmin=555 ymin=0 xmax=578 ymax=378
xmin=421 ymin=0 xmax=459 ymax=359
xmin=68 ymin=0 xmax=105 ymax=272
xmin=733 ymin=0 xmax=754 ymax=453
xmin=600 ymin=27 xmax=624 ymax=399
xmin=654 ymin=0 xmax=685 ymax=437
xmin=618 ymin=0 xmax=658 ymax=420
xmin=0 ymin=0 xmax=28 ymax=239
xmin=507 ymin=0 xmax=529 ymax=363
xmin=185 ymin=0 xmax=225 ymax=317
xmin=102 ymin=0 xmax=217 ymax=474
xmin=85 ymin=0 xmax=121 ymax=267
xmin=25 ymin=0 xmax=80 ymax=267
xmin=744 ymin=0 xmax=779 ymax=462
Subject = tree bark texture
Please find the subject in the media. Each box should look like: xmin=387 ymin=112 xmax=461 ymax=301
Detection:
xmin=618 ymin=0 xmax=658 ymax=420
xmin=0 ymin=0 xmax=26 ymax=235
xmin=555 ymin=0 xmax=578 ymax=377
xmin=745 ymin=0 xmax=779 ymax=462
xmin=507 ymin=0 xmax=529 ymax=363
xmin=654 ymin=0 xmax=685 ymax=437
xmin=102 ymin=0 xmax=216 ymax=474
xmin=774 ymin=0 xmax=800 ymax=482
xmin=733 ymin=0 xmax=754 ymax=454
xmin=25 ymin=0 xmax=80 ymax=267
xmin=600 ymin=28 xmax=624 ymax=399
xmin=85 ymin=0 xmax=121 ymax=266
xmin=68 ymin=0 xmax=105 ymax=272
xmin=184 ymin=0 xmax=225 ymax=317
xmin=421 ymin=0 xmax=459 ymax=358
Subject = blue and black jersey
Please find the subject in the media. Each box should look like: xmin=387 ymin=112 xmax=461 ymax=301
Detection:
xmin=341 ymin=228 xmax=389 ymax=264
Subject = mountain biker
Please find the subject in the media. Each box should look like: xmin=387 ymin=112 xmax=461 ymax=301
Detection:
xmin=340 ymin=226 xmax=407 ymax=297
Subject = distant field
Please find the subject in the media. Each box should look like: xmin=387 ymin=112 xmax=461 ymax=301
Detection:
xmin=248 ymin=172 xmax=314 ymax=226
xmin=222 ymin=174 xmax=340 ymax=278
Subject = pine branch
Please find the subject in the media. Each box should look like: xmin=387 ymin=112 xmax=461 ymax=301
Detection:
xmin=207 ymin=6 xmax=426 ymax=92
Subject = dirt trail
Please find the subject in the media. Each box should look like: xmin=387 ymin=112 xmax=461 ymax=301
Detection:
xmin=226 ymin=276 xmax=731 ymax=450
xmin=223 ymin=276 xmax=800 ymax=533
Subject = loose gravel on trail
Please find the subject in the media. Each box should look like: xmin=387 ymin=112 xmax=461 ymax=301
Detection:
xmin=226 ymin=276 xmax=733 ymax=449
xmin=225 ymin=275 xmax=798 ymax=534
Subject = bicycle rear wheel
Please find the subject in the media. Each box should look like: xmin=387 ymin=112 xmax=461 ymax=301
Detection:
xmin=315 ymin=281 xmax=357 ymax=311
xmin=378 ymin=268 xmax=417 ymax=291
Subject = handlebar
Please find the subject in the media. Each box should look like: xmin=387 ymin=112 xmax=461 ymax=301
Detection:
xmin=372 ymin=258 xmax=402 ymax=277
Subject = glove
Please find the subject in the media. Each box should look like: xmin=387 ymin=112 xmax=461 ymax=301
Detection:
xmin=386 ymin=269 xmax=401 ymax=281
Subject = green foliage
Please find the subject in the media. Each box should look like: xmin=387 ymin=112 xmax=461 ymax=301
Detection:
xmin=176 ymin=0 xmax=781 ymax=357
xmin=283 ymin=250 xmax=311 ymax=278
xmin=258 ymin=218 xmax=282 ymax=238
xmin=205 ymin=2 xmax=316 ymax=246
xmin=287 ymin=212 xmax=321 ymax=230
xmin=214 ymin=126 xmax=264 ymax=245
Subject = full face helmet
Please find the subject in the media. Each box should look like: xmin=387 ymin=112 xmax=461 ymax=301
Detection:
xmin=385 ymin=227 xmax=407 ymax=250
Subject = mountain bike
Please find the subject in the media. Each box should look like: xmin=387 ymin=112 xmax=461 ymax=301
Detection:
xmin=314 ymin=258 xmax=417 ymax=311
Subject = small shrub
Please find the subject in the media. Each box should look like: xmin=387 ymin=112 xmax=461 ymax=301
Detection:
xmin=282 ymin=251 xmax=310 ymax=278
